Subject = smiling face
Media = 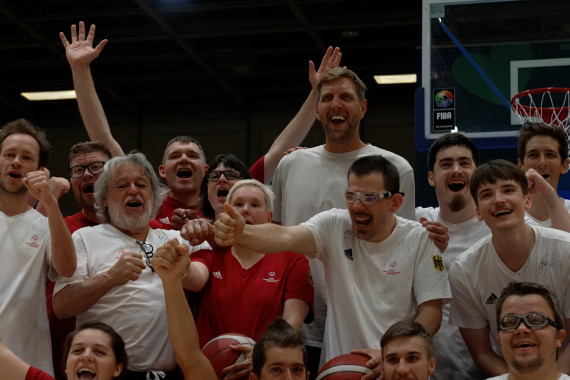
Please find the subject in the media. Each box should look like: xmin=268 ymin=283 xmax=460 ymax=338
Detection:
xmin=428 ymin=145 xmax=477 ymax=213
xmin=346 ymin=172 xmax=402 ymax=242
xmin=65 ymin=328 xmax=123 ymax=380
xmin=316 ymin=77 xmax=367 ymax=147
xmin=497 ymin=294 xmax=565 ymax=376
xmin=207 ymin=163 xmax=243 ymax=217
xmin=381 ymin=336 xmax=436 ymax=380
xmin=254 ymin=346 xmax=308 ymax=380
xmin=104 ymin=162 xmax=154 ymax=234
xmin=70 ymin=151 xmax=110 ymax=212
xmin=475 ymin=178 xmax=531 ymax=231
xmin=518 ymin=135 xmax=569 ymax=190
xmin=229 ymin=185 xmax=272 ymax=225
xmin=159 ymin=141 xmax=207 ymax=200
xmin=0 ymin=133 xmax=40 ymax=195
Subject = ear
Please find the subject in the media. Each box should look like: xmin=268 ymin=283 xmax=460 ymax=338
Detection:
xmin=158 ymin=165 xmax=167 ymax=179
xmin=517 ymin=158 xmax=524 ymax=169
xmin=557 ymin=329 xmax=567 ymax=348
xmin=524 ymin=194 xmax=532 ymax=211
xmin=103 ymin=195 xmax=108 ymax=208
xmin=427 ymin=171 xmax=435 ymax=187
xmin=249 ymin=373 xmax=259 ymax=380
xmin=476 ymin=207 xmax=483 ymax=221
xmin=267 ymin=210 xmax=273 ymax=223
xmin=315 ymin=104 xmax=321 ymax=121
xmin=359 ymin=99 xmax=368 ymax=119
xmin=389 ymin=193 xmax=404 ymax=213
xmin=113 ymin=363 xmax=123 ymax=378
xmin=428 ymin=357 xmax=436 ymax=375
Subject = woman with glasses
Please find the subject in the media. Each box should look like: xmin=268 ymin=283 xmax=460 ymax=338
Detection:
xmin=1 ymin=321 xmax=127 ymax=380
xmin=184 ymin=179 xmax=314 ymax=379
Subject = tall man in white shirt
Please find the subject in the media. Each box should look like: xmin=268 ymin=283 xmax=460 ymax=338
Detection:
xmin=271 ymin=67 xmax=415 ymax=377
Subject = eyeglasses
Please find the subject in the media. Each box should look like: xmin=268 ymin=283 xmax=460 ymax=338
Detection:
xmin=344 ymin=188 xmax=405 ymax=205
xmin=136 ymin=241 xmax=155 ymax=272
xmin=498 ymin=312 xmax=558 ymax=331
xmin=68 ymin=161 xmax=106 ymax=179
xmin=207 ymin=169 xmax=243 ymax=182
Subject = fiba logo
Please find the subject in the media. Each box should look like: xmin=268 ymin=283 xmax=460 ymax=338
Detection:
xmin=434 ymin=89 xmax=454 ymax=109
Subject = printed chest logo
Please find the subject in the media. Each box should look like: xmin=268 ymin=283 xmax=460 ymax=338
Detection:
xmin=263 ymin=271 xmax=280 ymax=283
xmin=25 ymin=234 xmax=40 ymax=248
xmin=213 ymin=271 xmax=223 ymax=279
xmin=344 ymin=248 xmax=353 ymax=261
xmin=383 ymin=261 xmax=400 ymax=275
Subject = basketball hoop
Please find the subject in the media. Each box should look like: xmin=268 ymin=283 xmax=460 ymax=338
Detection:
xmin=511 ymin=87 xmax=570 ymax=129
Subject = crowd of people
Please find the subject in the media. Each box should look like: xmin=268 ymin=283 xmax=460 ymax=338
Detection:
xmin=1 ymin=20 xmax=569 ymax=380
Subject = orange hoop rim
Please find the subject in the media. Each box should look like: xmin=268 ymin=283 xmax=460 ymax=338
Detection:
xmin=511 ymin=87 xmax=570 ymax=115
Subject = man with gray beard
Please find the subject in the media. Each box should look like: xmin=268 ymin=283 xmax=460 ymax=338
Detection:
xmin=53 ymin=152 xmax=200 ymax=379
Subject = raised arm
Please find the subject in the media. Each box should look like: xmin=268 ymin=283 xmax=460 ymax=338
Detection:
xmin=60 ymin=21 xmax=123 ymax=157
xmin=262 ymin=46 xmax=341 ymax=183
xmin=153 ymin=239 xmax=217 ymax=380
xmin=0 ymin=338 xmax=32 ymax=380
xmin=24 ymin=169 xmax=76 ymax=276
xmin=214 ymin=204 xmax=317 ymax=256
xmin=526 ymin=168 xmax=570 ymax=232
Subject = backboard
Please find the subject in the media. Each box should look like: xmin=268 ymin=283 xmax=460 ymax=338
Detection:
xmin=420 ymin=0 xmax=570 ymax=140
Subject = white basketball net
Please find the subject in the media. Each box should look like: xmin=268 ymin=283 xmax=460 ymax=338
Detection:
xmin=511 ymin=88 xmax=570 ymax=131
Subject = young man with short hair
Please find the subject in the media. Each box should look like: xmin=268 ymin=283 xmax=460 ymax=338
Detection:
xmin=380 ymin=321 xmax=436 ymax=380
xmin=489 ymin=282 xmax=569 ymax=380
xmin=415 ymin=133 xmax=488 ymax=379
xmin=449 ymin=159 xmax=570 ymax=376
xmin=0 ymin=119 xmax=76 ymax=376
xmin=517 ymin=121 xmax=570 ymax=230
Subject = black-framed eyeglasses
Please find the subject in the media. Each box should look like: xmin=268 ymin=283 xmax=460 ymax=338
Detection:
xmin=498 ymin=312 xmax=558 ymax=331
xmin=136 ymin=241 xmax=155 ymax=272
xmin=344 ymin=188 xmax=405 ymax=205
xmin=207 ymin=169 xmax=243 ymax=182
xmin=68 ymin=161 xmax=106 ymax=179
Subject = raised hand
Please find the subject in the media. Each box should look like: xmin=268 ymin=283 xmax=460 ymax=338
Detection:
xmin=170 ymin=208 xmax=199 ymax=231
xmin=23 ymin=168 xmax=55 ymax=205
xmin=309 ymin=46 xmax=342 ymax=90
xmin=153 ymin=239 xmax=190 ymax=284
xmin=59 ymin=21 xmax=108 ymax=68
xmin=181 ymin=218 xmax=214 ymax=246
xmin=214 ymin=204 xmax=245 ymax=247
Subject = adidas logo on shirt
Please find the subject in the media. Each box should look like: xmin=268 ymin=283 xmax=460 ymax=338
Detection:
xmin=486 ymin=293 xmax=498 ymax=304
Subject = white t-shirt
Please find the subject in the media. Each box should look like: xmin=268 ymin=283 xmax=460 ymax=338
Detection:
xmin=302 ymin=209 xmax=451 ymax=364
xmin=487 ymin=374 xmax=570 ymax=380
xmin=449 ymin=225 xmax=570 ymax=348
xmin=55 ymin=224 xmax=197 ymax=372
xmin=0 ymin=209 xmax=55 ymax=376
xmin=525 ymin=198 xmax=570 ymax=227
xmin=272 ymin=144 xmax=415 ymax=347
xmin=415 ymin=206 xmax=490 ymax=380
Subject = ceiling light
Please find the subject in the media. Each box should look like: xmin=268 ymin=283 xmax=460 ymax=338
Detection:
xmin=21 ymin=90 xmax=77 ymax=101
xmin=374 ymin=74 xmax=417 ymax=85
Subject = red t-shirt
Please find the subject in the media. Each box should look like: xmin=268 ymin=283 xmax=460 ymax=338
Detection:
xmin=192 ymin=247 xmax=313 ymax=347
xmin=64 ymin=211 xmax=98 ymax=234
xmin=154 ymin=195 xmax=204 ymax=230
xmin=249 ymin=155 xmax=265 ymax=183
xmin=26 ymin=367 xmax=55 ymax=380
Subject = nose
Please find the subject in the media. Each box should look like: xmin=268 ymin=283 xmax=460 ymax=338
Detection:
xmin=451 ymin=161 xmax=461 ymax=172
xmin=493 ymin=190 xmax=505 ymax=203
xmin=79 ymin=348 xmax=95 ymax=361
xmin=514 ymin=319 xmax=532 ymax=333
xmin=128 ymin=183 xmax=139 ymax=194
xmin=396 ymin=358 xmax=409 ymax=374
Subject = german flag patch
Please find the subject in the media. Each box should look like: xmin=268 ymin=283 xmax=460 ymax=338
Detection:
xmin=432 ymin=255 xmax=445 ymax=272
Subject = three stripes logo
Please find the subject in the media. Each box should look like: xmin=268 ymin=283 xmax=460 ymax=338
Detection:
xmin=486 ymin=293 xmax=498 ymax=305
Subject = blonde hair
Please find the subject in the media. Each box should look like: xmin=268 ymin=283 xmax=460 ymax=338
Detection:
xmin=226 ymin=179 xmax=274 ymax=213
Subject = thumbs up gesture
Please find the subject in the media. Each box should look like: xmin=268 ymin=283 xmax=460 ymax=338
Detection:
xmin=214 ymin=203 xmax=245 ymax=247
